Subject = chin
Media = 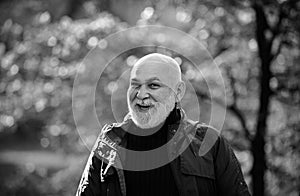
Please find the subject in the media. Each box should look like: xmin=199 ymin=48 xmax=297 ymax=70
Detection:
xmin=128 ymin=100 xmax=175 ymax=129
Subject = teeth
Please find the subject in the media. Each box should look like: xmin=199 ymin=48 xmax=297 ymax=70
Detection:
xmin=136 ymin=100 xmax=152 ymax=104
xmin=137 ymin=102 xmax=151 ymax=106
xmin=139 ymin=104 xmax=150 ymax=107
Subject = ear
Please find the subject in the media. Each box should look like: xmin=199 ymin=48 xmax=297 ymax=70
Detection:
xmin=175 ymin=81 xmax=186 ymax=102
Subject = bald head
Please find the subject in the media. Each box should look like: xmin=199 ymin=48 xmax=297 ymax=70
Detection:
xmin=130 ymin=53 xmax=183 ymax=91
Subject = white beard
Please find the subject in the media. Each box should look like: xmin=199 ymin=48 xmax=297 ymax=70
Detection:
xmin=128 ymin=94 xmax=176 ymax=129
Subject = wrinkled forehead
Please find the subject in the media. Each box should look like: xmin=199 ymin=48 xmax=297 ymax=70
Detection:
xmin=130 ymin=54 xmax=182 ymax=89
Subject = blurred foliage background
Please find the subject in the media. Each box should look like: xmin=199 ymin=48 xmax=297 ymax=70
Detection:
xmin=0 ymin=0 xmax=299 ymax=196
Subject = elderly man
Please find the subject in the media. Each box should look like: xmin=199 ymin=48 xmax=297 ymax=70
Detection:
xmin=76 ymin=53 xmax=251 ymax=196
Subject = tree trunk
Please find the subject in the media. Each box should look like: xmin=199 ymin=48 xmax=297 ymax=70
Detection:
xmin=251 ymin=2 xmax=273 ymax=196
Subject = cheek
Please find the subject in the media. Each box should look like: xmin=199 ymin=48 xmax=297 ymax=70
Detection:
xmin=127 ymin=88 xmax=137 ymax=102
xmin=152 ymin=91 xmax=172 ymax=103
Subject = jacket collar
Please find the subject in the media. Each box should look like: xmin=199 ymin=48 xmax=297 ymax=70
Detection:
xmin=106 ymin=107 xmax=202 ymax=156
xmin=115 ymin=108 xmax=216 ymax=184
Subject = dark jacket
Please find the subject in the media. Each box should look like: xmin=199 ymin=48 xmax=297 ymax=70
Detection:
xmin=76 ymin=110 xmax=251 ymax=196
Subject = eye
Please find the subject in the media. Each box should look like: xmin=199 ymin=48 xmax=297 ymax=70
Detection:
xmin=130 ymin=82 xmax=140 ymax=89
xmin=148 ymin=83 xmax=160 ymax=89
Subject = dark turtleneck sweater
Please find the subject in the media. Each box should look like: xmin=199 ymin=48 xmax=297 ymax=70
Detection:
xmin=124 ymin=108 xmax=180 ymax=196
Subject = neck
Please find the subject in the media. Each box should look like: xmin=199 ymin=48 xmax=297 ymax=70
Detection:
xmin=130 ymin=120 xmax=166 ymax=136
xmin=136 ymin=120 xmax=165 ymax=130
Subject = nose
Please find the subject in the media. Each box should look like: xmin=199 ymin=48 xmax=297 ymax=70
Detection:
xmin=136 ymin=85 xmax=149 ymax=99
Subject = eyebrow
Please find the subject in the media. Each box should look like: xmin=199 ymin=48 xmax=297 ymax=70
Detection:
xmin=130 ymin=77 xmax=161 ymax=83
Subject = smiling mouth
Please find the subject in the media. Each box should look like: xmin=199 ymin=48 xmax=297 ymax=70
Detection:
xmin=135 ymin=103 xmax=154 ymax=112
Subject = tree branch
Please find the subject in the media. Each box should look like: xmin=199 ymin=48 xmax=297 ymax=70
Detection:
xmin=228 ymin=104 xmax=252 ymax=141
xmin=195 ymin=81 xmax=252 ymax=142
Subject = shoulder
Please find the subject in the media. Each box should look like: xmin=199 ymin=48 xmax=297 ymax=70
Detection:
xmin=92 ymin=122 xmax=125 ymax=163
xmin=95 ymin=119 xmax=131 ymax=146
xmin=100 ymin=122 xmax=123 ymax=134
xmin=99 ymin=121 xmax=128 ymax=140
xmin=184 ymin=119 xmax=220 ymax=141
xmin=184 ymin=119 xmax=221 ymax=156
